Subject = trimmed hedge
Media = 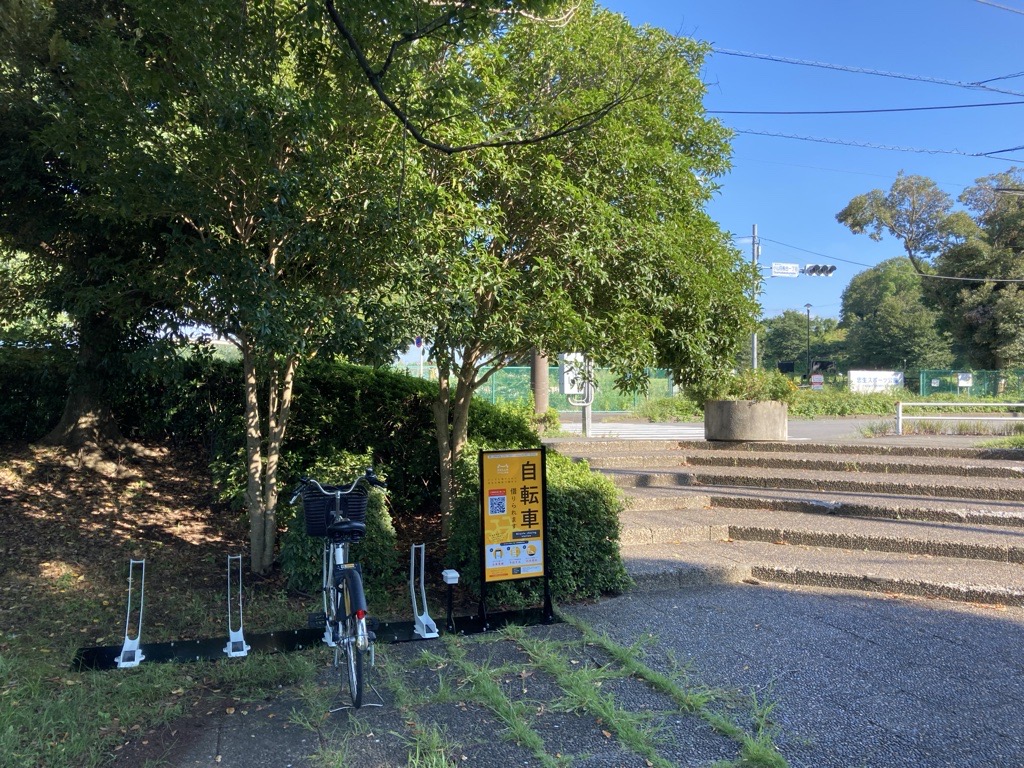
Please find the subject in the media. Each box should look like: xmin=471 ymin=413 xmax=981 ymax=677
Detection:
xmin=0 ymin=351 xmax=630 ymax=610
xmin=447 ymin=449 xmax=631 ymax=607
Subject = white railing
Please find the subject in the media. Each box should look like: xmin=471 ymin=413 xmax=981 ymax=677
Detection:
xmin=896 ymin=402 xmax=1024 ymax=435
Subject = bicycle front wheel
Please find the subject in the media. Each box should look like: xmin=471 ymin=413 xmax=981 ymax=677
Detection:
xmin=344 ymin=622 xmax=364 ymax=708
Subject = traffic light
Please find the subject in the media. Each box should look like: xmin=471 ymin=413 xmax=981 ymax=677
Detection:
xmin=803 ymin=264 xmax=837 ymax=276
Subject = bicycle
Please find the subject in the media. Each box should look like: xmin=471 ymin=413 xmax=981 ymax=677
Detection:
xmin=290 ymin=469 xmax=386 ymax=709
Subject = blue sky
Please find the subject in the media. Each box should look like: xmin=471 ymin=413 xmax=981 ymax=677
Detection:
xmin=601 ymin=0 xmax=1024 ymax=320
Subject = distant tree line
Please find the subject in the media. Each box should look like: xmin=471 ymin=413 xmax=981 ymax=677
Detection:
xmin=757 ymin=170 xmax=1024 ymax=375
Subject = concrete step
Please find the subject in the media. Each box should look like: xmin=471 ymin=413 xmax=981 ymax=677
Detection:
xmin=620 ymin=484 xmax=1024 ymax=528
xmin=640 ymin=506 xmax=1024 ymax=563
xmin=602 ymin=464 xmax=1024 ymax=502
xmin=551 ymin=438 xmax=1024 ymax=461
xmin=620 ymin=539 xmax=1024 ymax=605
xmin=618 ymin=507 xmax=728 ymax=546
xmin=581 ymin=449 xmax=1024 ymax=480
xmin=680 ymin=439 xmax=1024 ymax=460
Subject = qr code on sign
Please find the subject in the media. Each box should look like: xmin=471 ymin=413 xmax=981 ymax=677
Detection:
xmin=488 ymin=495 xmax=507 ymax=516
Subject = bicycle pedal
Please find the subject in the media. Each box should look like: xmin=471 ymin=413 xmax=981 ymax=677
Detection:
xmin=307 ymin=612 xmax=327 ymax=629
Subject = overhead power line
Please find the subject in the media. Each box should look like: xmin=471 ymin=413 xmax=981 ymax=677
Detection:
xmin=732 ymin=128 xmax=1024 ymax=162
xmin=711 ymin=47 xmax=1024 ymax=99
xmin=710 ymin=99 xmax=1024 ymax=116
xmin=975 ymin=70 xmax=1024 ymax=85
xmin=917 ymin=271 xmax=1024 ymax=283
xmin=757 ymin=237 xmax=873 ymax=268
xmin=761 ymin=237 xmax=1024 ymax=284
xmin=976 ymin=0 xmax=1024 ymax=16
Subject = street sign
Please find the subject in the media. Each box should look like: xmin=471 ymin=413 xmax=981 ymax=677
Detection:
xmin=771 ymin=262 xmax=800 ymax=278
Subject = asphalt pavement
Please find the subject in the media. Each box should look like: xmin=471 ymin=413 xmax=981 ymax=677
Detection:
xmin=569 ymin=582 xmax=1024 ymax=768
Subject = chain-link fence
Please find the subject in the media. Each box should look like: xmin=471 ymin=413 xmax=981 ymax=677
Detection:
xmin=918 ymin=369 xmax=1024 ymax=398
xmin=394 ymin=365 xmax=674 ymax=412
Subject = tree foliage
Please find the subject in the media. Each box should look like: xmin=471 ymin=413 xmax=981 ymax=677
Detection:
xmin=759 ymin=310 xmax=843 ymax=374
xmin=836 ymin=171 xmax=975 ymax=267
xmin=399 ymin=5 xmax=750 ymax=532
xmin=11 ymin=0 xmax=417 ymax=571
xmin=0 ymin=0 xmax=176 ymax=447
xmin=840 ymin=258 xmax=951 ymax=370
xmin=838 ymin=169 xmax=1024 ymax=370
xmin=930 ymin=170 xmax=1024 ymax=368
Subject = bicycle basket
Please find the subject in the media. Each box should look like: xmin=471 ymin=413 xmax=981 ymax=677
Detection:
xmin=301 ymin=486 xmax=369 ymax=537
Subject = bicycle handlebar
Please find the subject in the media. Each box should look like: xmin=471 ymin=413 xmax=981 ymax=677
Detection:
xmin=288 ymin=468 xmax=386 ymax=505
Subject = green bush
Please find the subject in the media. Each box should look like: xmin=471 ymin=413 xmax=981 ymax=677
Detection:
xmin=634 ymin=395 xmax=702 ymax=423
xmin=0 ymin=348 xmax=73 ymax=441
xmin=113 ymin=346 xmax=242 ymax=452
xmin=789 ymin=388 xmax=898 ymax=418
xmin=283 ymin=362 xmax=439 ymax=521
xmin=446 ymin=449 xmax=631 ymax=608
xmin=685 ymin=368 xmax=797 ymax=406
xmin=277 ymin=449 xmax=399 ymax=605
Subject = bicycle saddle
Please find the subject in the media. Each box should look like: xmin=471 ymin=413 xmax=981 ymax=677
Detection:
xmin=326 ymin=518 xmax=367 ymax=541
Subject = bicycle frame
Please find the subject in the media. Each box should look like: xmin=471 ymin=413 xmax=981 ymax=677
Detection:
xmin=322 ymin=539 xmax=371 ymax=652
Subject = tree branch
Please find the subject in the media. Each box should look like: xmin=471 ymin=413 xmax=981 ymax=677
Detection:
xmin=323 ymin=0 xmax=629 ymax=155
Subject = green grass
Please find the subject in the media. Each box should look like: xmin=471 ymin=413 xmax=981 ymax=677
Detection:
xmin=0 ymin=647 xmax=316 ymax=768
xmin=978 ymin=434 xmax=1024 ymax=449
xmin=0 ymin=573 xmax=317 ymax=768
xmin=559 ymin=614 xmax=788 ymax=768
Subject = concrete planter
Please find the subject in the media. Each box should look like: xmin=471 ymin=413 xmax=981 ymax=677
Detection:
xmin=704 ymin=399 xmax=788 ymax=442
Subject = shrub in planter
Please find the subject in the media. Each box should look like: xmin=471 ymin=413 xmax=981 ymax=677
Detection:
xmin=446 ymin=449 xmax=631 ymax=608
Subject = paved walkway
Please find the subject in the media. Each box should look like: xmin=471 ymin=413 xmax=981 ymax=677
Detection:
xmin=123 ymin=584 xmax=1024 ymax=767
xmin=560 ymin=421 xmax=706 ymax=440
xmin=570 ymin=582 xmax=1024 ymax=768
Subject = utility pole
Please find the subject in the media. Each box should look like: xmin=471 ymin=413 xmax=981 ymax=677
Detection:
xmin=751 ymin=224 xmax=760 ymax=370
xmin=804 ymin=303 xmax=812 ymax=379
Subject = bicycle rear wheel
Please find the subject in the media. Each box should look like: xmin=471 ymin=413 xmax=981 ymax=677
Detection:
xmin=344 ymin=619 xmax=364 ymax=708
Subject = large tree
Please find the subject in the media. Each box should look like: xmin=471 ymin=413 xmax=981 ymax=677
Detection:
xmin=836 ymin=171 xmax=975 ymax=269
xmin=931 ymin=171 xmax=1024 ymax=368
xmin=0 ymin=0 xmax=175 ymax=449
xmin=35 ymin=0 xmax=416 ymax=572
xmin=404 ymin=5 xmax=753 ymax=534
xmin=840 ymin=258 xmax=952 ymax=370
xmin=760 ymin=310 xmax=844 ymax=374
xmin=836 ymin=170 xmax=1024 ymax=370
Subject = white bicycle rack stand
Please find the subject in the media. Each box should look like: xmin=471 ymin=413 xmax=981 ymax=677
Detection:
xmin=224 ymin=554 xmax=251 ymax=658
xmin=409 ymin=544 xmax=438 ymax=639
xmin=115 ymin=559 xmax=146 ymax=669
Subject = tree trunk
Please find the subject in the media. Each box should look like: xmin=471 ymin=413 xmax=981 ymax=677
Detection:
xmin=41 ymin=310 xmax=125 ymax=450
xmin=262 ymin=355 xmax=296 ymax=571
xmin=432 ymin=376 xmax=454 ymax=539
xmin=433 ymin=355 xmax=479 ymax=539
xmin=242 ymin=340 xmax=269 ymax=574
xmin=531 ymin=348 xmax=549 ymax=419
xmin=241 ymin=337 xmax=298 ymax=575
